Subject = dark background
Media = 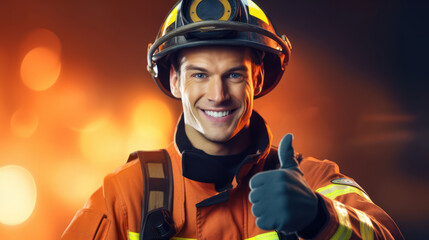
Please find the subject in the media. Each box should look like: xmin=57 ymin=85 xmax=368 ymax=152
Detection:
xmin=0 ymin=0 xmax=428 ymax=239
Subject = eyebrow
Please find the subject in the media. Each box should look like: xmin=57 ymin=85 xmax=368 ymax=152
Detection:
xmin=226 ymin=65 xmax=249 ymax=72
xmin=184 ymin=64 xmax=249 ymax=72
xmin=184 ymin=65 xmax=208 ymax=72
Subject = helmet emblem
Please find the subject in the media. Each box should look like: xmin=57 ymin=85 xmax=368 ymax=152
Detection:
xmin=189 ymin=0 xmax=232 ymax=22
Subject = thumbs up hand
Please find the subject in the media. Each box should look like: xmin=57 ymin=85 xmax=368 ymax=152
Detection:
xmin=249 ymin=134 xmax=318 ymax=234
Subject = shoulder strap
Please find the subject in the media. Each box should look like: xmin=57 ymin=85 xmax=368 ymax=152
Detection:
xmin=127 ymin=150 xmax=176 ymax=240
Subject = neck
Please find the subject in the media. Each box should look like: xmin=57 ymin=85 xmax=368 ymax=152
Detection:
xmin=185 ymin=124 xmax=251 ymax=156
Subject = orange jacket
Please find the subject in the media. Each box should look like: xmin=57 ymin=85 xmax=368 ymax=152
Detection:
xmin=62 ymin=114 xmax=403 ymax=240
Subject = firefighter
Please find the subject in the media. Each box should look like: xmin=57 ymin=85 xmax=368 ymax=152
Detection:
xmin=62 ymin=0 xmax=404 ymax=239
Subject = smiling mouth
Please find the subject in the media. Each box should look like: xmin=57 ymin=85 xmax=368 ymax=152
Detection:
xmin=203 ymin=109 xmax=235 ymax=118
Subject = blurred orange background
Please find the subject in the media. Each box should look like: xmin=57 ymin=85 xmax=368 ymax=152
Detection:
xmin=0 ymin=0 xmax=428 ymax=239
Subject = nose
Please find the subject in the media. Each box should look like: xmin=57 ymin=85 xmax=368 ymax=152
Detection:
xmin=206 ymin=76 xmax=229 ymax=103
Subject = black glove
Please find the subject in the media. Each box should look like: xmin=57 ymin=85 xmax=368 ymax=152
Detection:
xmin=249 ymin=134 xmax=319 ymax=235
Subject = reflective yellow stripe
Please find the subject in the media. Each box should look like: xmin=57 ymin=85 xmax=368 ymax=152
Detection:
xmin=316 ymin=184 xmax=372 ymax=202
xmin=354 ymin=209 xmax=374 ymax=240
xmin=247 ymin=0 xmax=269 ymax=25
xmin=162 ymin=4 xmax=180 ymax=36
xmin=128 ymin=231 xmax=139 ymax=240
xmin=128 ymin=231 xmax=279 ymax=240
xmin=247 ymin=231 xmax=279 ymax=240
xmin=330 ymin=201 xmax=352 ymax=240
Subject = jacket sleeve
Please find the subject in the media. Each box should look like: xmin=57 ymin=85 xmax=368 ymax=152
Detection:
xmin=60 ymin=174 xmax=129 ymax=240
xmin=300 ymin=157 xmax=404 ymax=240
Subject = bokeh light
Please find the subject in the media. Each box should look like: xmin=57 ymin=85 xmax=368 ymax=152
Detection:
xmin=20 ymin=47 xmax=61 ymax=91
xmin=10 ymin=109 xmax=39 ymax=138
xmin=55 ymin=84 xmax=106 ymax=132
xmin=126 ymin=98 xmax=173 ymax=152
xmin=21 ymin=28 xmax=62 ymax=55
xmin=0 ymin=165 xmax=37 ymax=226
xmin=80 ymin=118 xmax=126 ymax=170
xmin=132 ymin=98 xmax=173 ymax=130
xmin=126 ymin=127 xmax=170 ymax=152
xmin=51 ymin=161 xmax=101 ymax=204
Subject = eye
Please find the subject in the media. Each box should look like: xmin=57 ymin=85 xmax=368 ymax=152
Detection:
xmin=192 ymin=73 xmax=207 ymax=79
xmin=227 ymin=72 xmax=245 ymax=82
xmin=229 ymin=73 xmax=241 ymax=78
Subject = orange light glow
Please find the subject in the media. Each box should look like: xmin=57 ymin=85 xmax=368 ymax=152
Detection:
xmin=51 ymin=161 xmax=101 ymax=204
xmin=126 ymin=127 xmax=171 ymax=153
xmin=79 ymin=119 xmax=126 ymax=171
xmin=0 ymin=47 xmax=5 ymax=83
xmin=126 ymin=98 xmax=173 ymax=151
xmin=132 ymin=98 xmax=173 ymax=132
xmin=20 ymin=47 xmax=61 ymax=91
xmin=10 ymin=109 xmax=39 ymax=138
xmin=0 ymin=165 xmax=37 ymax=226
xmin=21 ymin=28 xmax=62 ymax=54
xmin=55 ymin=85 xmax=106 ymax=132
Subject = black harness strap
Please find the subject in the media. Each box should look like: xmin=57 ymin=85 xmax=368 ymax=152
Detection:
xmin=127 ymin=150 xmax=175 ymax=240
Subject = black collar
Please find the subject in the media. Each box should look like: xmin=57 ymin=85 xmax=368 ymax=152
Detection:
xmin=175 ymin=111 xmax=271 ymax=192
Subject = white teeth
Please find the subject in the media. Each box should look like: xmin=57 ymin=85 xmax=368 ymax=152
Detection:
xmin=204 ymin=110 xmax=231 ymax=118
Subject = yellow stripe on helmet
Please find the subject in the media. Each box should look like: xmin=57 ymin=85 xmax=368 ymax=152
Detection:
xmin=162 ymin=3 xmax=181 ymax=36
xmin=248 ymin=0 xmax=269 ymax=25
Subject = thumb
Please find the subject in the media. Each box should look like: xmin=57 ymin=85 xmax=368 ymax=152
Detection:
xmin=278 ymin=133 xmax=299 ymax=169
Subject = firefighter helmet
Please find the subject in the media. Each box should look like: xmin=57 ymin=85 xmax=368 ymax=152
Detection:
xmin=147 ymin=0 xmax=291 ymax=99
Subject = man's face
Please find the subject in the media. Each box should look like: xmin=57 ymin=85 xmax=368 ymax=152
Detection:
xmin=170 ymin=46 xmax=262 ymax=147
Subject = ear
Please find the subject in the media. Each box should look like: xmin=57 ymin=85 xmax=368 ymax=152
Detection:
xmin=170 ymin=66 xmax=182 ymax=98
xmin=254 ymin=66 xmax=264 ymax=96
